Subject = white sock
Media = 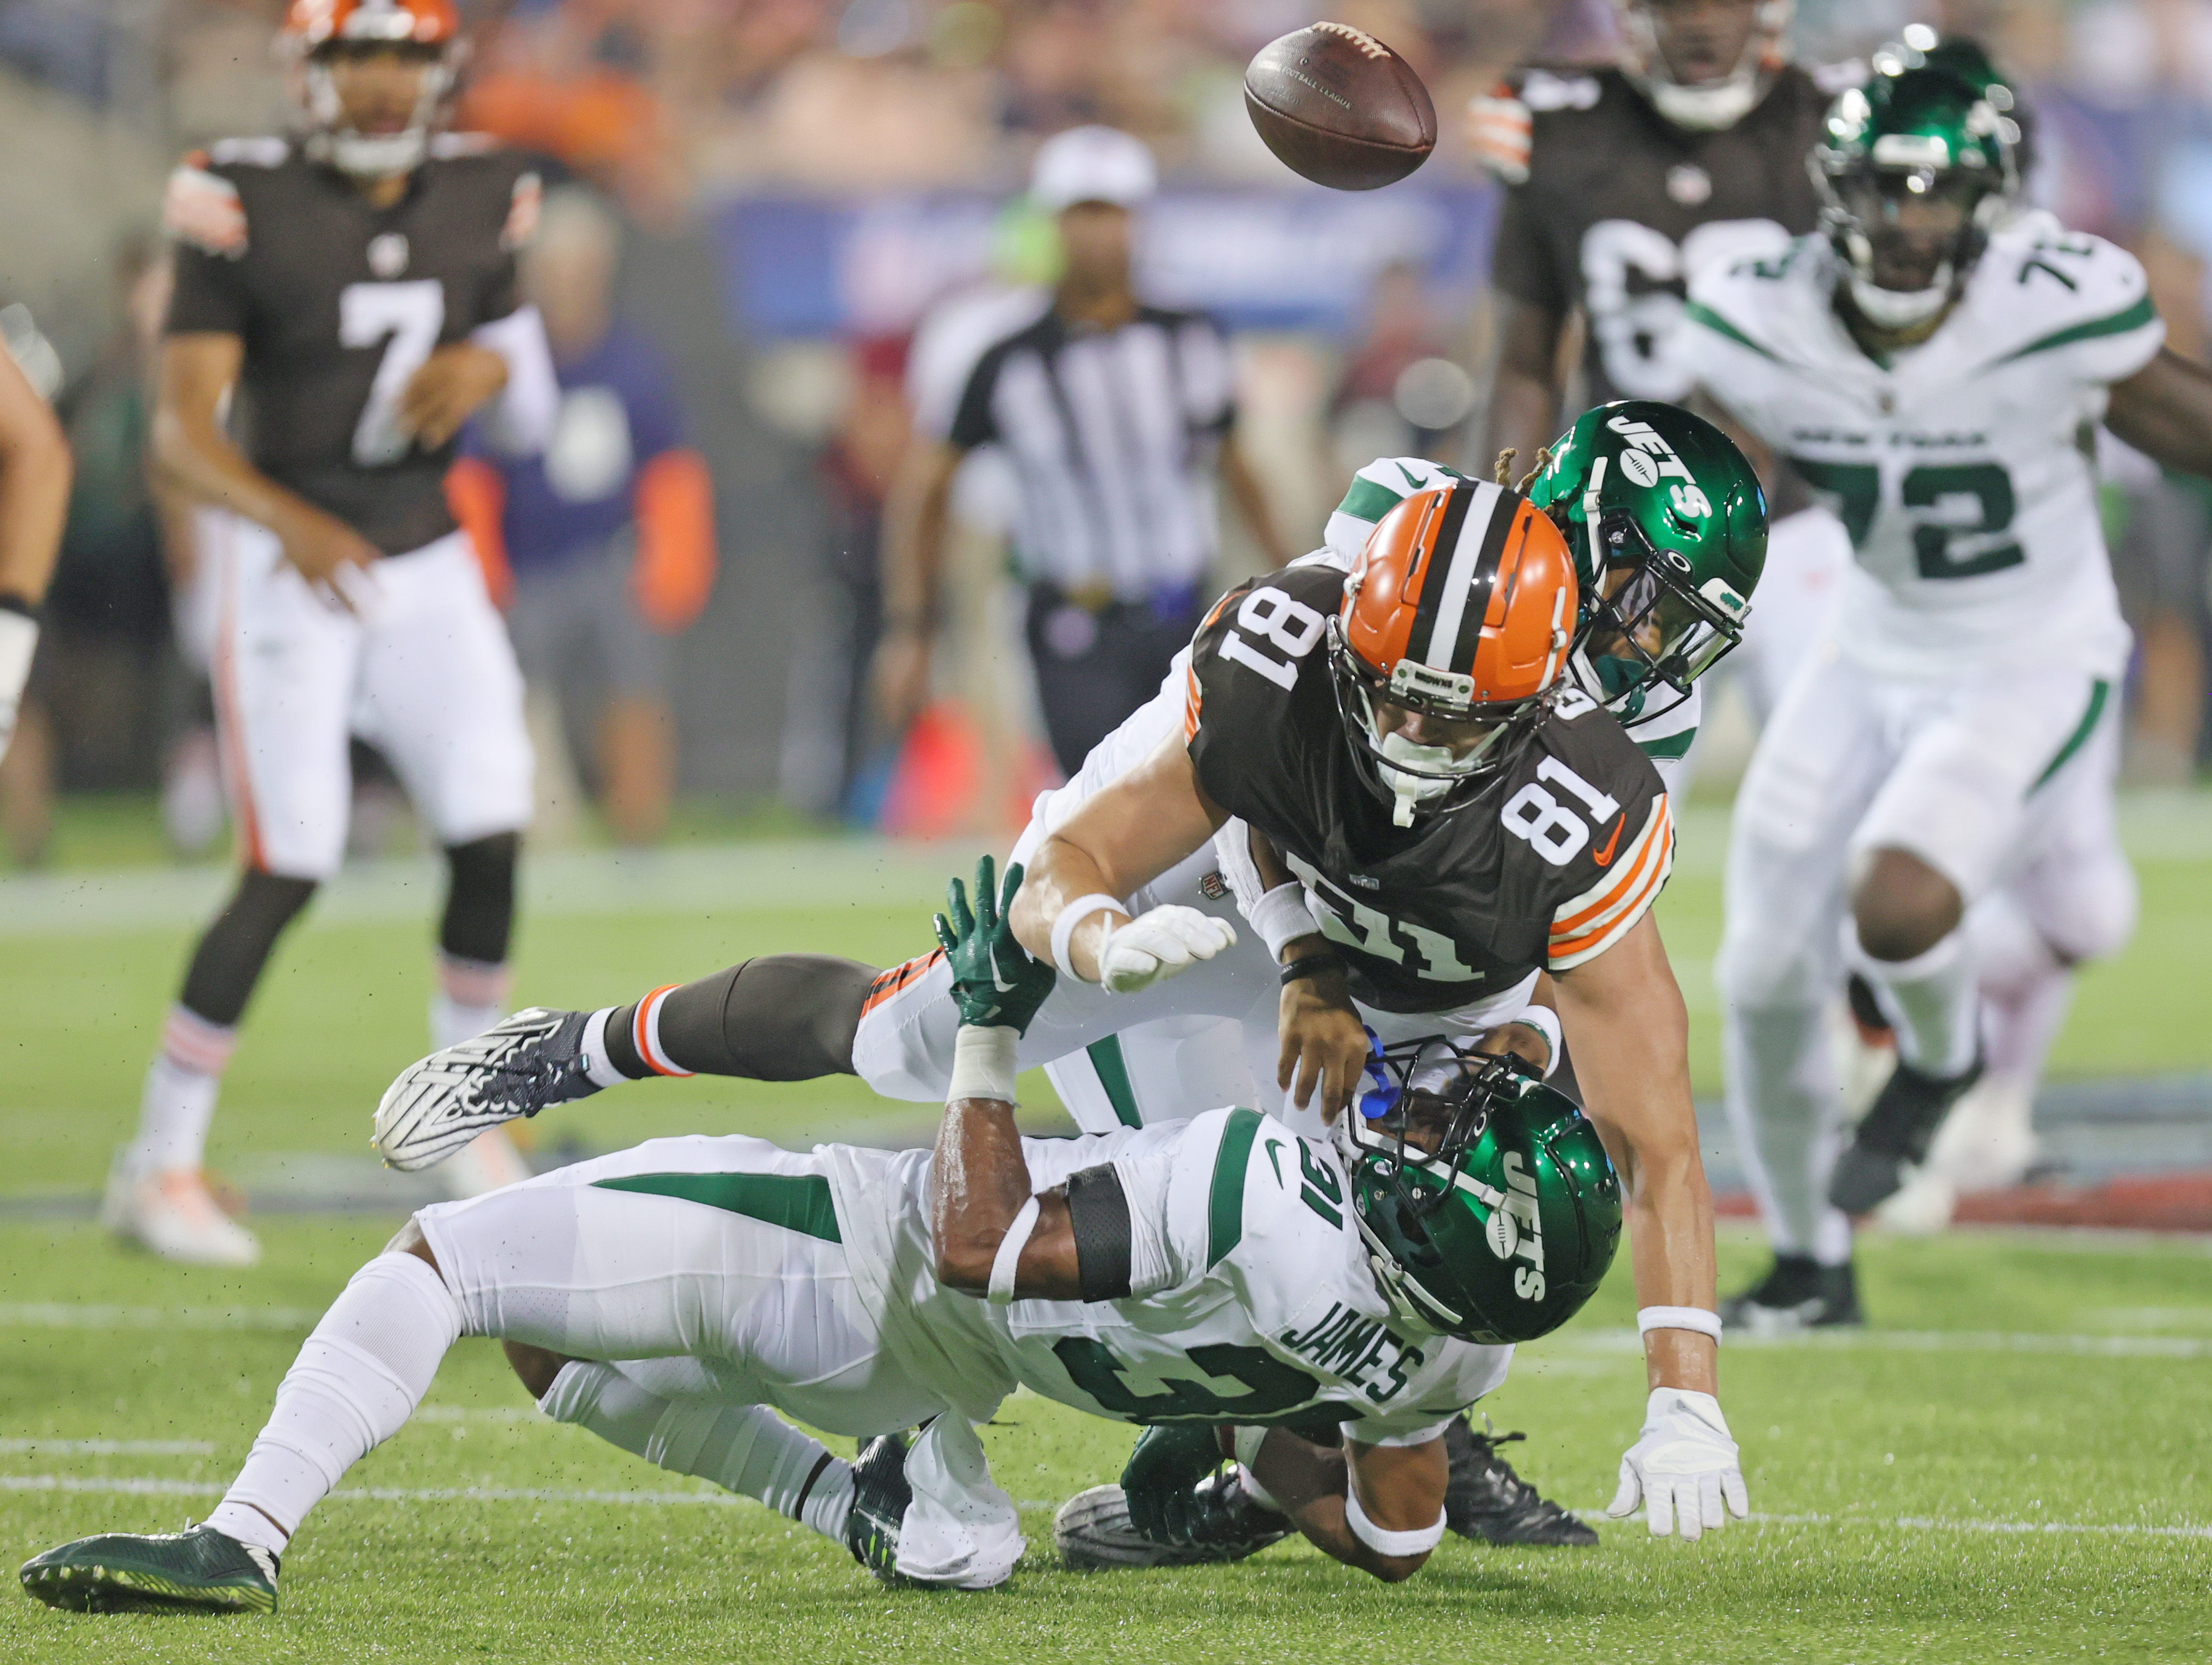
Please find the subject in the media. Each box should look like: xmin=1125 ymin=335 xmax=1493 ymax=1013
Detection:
xmin=539 ymin=1360 xmax=853 ymax=1540
xmin=132 ymin=1008 xmax=236 ymax=1172
xmin=1721 ymin=999 xmax=1854 ymax=1266
xmin=1851 ymin=925 xmax=1979 ymax=1078
xmin=207 ymin=1252 xmax=461 ymax=1552
xmin=431 ymin=953 xmax=511 ymax=1050
xmin=1970 ymin=897 xmax=2075 ymax=1088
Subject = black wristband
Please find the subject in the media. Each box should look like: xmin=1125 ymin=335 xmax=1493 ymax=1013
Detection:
xmin=0 ymin=592 xmax=38 ymax=621
xmin=1065 ymin=1163 xmax=1133 ymax=1302
xmin=1279 ymin=951 xmax=1346 ymax=988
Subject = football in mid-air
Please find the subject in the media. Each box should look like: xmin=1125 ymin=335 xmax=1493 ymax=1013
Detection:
xmin=1243 ymin=22 xmax=1437 ymax=191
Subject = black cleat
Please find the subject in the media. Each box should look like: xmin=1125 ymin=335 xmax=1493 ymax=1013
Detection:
xmin=1828 ymin=1054 xmax=1984 ymax=1214
xmin=1055 ymin=1468 xmax=1293 ymax=1570
xmin=1443 ymin=1416 xmax=1595 ymax=1546
xmin=1719 ymin=1253 xmax=1864 ymax=1334
xmin=843 ymin=1433 xmax=914 ymax=1586
xmin=375 ymin=1008 xmax=601 ymax=1172
xmin=21 ymin=1523 xmax=279 ymax=1614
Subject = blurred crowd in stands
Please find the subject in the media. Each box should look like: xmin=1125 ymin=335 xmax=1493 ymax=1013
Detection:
xmin=3 ymin=0 xmax=2212 ymax=863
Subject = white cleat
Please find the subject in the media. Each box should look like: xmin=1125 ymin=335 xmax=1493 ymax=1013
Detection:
xmin=104 ymin=1156 xmax=261 ymax=1267
xmin=375 ymin=1008 xmax=598 ymax=1173
xmin=436 ymin=1126 xmax=535 ymax=1198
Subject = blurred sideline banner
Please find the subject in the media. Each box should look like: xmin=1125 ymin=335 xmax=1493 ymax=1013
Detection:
xmin=711 ymin=186 xmax=1501 ymax=339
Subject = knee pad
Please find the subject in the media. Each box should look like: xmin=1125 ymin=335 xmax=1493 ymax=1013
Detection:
xmin=441 ymin=831 xmax=520 ymax=965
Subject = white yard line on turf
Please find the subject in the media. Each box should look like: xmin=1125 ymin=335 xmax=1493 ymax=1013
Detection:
xmin=1555 ymin=1328 xmax=2212 ymax=1359
xmin=0 ymin=1439 xmax=214 ymax=1455
xmin=0 ymin=1303 xmax=320 ymax=1330
xmin=5 ymin=1474 xmax=2208 ymax=1541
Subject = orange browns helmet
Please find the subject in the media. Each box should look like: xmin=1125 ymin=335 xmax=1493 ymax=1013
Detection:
xmin=280 ymin=0 xmax=466 ymax=181
xmin=1328 ymin=481 xmax=1578 ymax=825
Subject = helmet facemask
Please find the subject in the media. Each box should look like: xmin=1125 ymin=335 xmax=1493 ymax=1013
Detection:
xmin=1615 ymin=0 xmax=1792 ymax=132
xmin=1571 ymin=508 xmax=1748 ymax=722
xmin=296 ymin=35 xmax=460 ymax=181
xmin=1327 ymin=614 xmax=1553 ymax=829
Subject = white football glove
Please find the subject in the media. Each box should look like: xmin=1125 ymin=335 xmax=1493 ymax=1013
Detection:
xmin=1607 ymin=1387 xmax=1749 ymax=1542
xmin=1096 ymin=906 xmax=1237 ymax=995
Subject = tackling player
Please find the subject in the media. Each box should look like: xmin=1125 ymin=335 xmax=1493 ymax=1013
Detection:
xmin=111 ymin=0 xmax=558 ymax=1265
xmin=0 ymin=341 xmax=70 ymax=767
xmin=20 ymin=861 xmax=1634 ymax=1611
xmin=378 ymin=469 xmax=1761 ymax=1548
xmin=1681 ymin=38 xmax=2212 ymax=1318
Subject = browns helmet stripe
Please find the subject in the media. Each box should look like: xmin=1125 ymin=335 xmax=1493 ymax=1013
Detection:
xmin=1410 ymin=481 xmax=1511 ymax=673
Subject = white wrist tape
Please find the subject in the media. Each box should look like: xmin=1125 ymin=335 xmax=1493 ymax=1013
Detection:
xmin=1509 ymin=1004 xmax=1563 ymax=1078
xmin=946 ymin=1024 xmax=1019 ymax=1106
xmin=631 ymin=985 xmax=695 ymax=1078
xmin=1231 ymin=1425 xmax=1269 ymax=1469
xmin=1247 ymin=880 xmax=1319 ymax=961
xmin=0 ymin=608 xmax=36 ymax=745
xmin=1638 ymin=1305 xmax=1723 ymax=1344
xmin=1343 ymin=1484 xmax=1446 ymax=1558
xmin=1050 ymin=894 xmax=1125 ymax=981
xmin=987 ymin=1195 xmax=1041 ymax=1305
xmin=580 ymin=1008 xmax=626 ymax=1087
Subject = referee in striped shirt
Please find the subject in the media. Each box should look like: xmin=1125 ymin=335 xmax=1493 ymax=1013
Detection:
xmin=876 ymin=126 xmax=1289 ymax=774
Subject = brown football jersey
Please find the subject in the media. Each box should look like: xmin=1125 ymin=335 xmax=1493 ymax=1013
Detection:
xmin=1184 ymin=563 xmax=1674 ymax=1014
xmin=1490 ymin=63 xmax=1843 ymax=407
xmin=164 ymin=135 xmax=539 ymax=557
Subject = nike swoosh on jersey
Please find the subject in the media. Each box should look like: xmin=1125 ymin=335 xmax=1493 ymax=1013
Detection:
xmin=1591 ymin=815 xmax=1626 ymax=867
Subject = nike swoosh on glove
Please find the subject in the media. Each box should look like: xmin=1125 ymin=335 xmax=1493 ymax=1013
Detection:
xmin=1606 ymin=1386 xmax=1749 ymax=1542
xmin=1096 ymin=906 xmax=1237 ymax=995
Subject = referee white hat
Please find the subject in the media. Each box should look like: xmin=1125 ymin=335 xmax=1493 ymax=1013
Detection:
xmin=1031 ymin=126 xmax=1157 ymax=212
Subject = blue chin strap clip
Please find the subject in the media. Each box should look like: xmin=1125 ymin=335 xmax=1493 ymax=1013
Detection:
xmin=1355 ymin=1027 xmax=1399 ymax=1121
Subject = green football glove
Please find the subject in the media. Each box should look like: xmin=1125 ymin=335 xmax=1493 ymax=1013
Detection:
xmin=1119 ymin=1422 xmax=1225 ymax=1546
xmin=933 ymin=855 xmax=1056 ymax=1035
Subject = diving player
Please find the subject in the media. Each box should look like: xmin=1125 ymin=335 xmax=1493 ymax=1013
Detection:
xmin=20 ymin=862 xmax=1643 ymax=1611
xmin=1681 ymin=37 xmax=2212 ymax=1316
xmin=110 ymin=0 xmax=557 ymax=1264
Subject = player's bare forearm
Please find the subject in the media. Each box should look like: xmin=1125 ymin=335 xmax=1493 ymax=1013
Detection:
xmin=873 ymin=439 xmax=962 ymax=724
xmin=1481 ymin=296 xmax=1567 ymax=469
xmin=1009 ymin=732 xmax=1228 ymax=979
xmin=930 ymin=1094 xmax=1082 ymax=1299
xmin=1551 ymin=911 xmax=1720 ymax=1396
xmin=1248 ymin=1429 xmax=1443 ymax=1582
xmin=2106 ymin=348 xmax=2212 ymax=480
xmin=0 ymin=348 xmax=69 ymax=603
xmin=153 ymin=335 xmax=319 ymax=537
xmin=396 ymin=342 xmax=507 ymax=449
xmin=1219 ymin=432 xmax=1292 ymax=568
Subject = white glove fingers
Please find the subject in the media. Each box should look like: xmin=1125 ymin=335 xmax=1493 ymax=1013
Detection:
xmin=1698 ymin=1473 xmax=1726 ymax=1532
xmin=1673 ymin=1478 xmax=1704 ymax=1541
xmin=1644 ymin=1475 xmax=1674 ymax=1538
xmin=1722 ymin=1469 xmax=1750 ymax=1521
xmin=1605 ymin=1459 xmax=1642 ymax=1520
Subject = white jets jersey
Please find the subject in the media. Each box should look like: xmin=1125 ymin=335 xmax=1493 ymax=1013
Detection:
xmin=821 ymin=1109 xmax=1512 ymax=1440
xmin=1681 ymin=226 xmax=2164 ymax=681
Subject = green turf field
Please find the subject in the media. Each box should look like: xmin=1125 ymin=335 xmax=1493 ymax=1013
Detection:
xmin=0 ymin=1222 xmax=2206 ymax=1662
xmin=3 ymin=805 xmax=2211 ymax=1659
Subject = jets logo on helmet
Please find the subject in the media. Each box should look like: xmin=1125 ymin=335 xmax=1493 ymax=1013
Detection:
xmin=1526 ymin=401 xmax=1767 ymax=727
xmin=280 ymin=0 xmax=466 ymax=181
xmin=1813 ymin=28 xmax=2022 ymax=330
xmin=1329 ymin=482 xmax=1578 ymax=826
xmin=1339 ymin=1039 xmax=1621 ymax=1345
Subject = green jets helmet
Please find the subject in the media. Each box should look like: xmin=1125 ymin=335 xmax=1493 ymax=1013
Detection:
xmin=1339 ymin=1039 xmax=1622 ymax=1345
xmin=1812 ymin=28 xmax=2022 ymax=329
xmin=1526 ymin=401 xmax=1767 ymax=726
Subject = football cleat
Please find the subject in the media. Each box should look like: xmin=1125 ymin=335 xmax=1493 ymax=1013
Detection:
xmin=1055 ymin=1468 xmax=1292 ymax=1571
xmin=1443 ymin=1417 xmax=1596 ymax=1547
xmin=842 ymin=1433 xmax=914 ymax=1587
xmin=375 ymin=1008 xmax=598 ymax=1173
xmin=20 ymin=1523 xmax=279 ymax=1614
xmin=1719 ymin=1253 xmax=1864 ymax=1333
xmin=1828 ymin=1054 xmax=1986 ymax=1214
xmin=101 ymin=1155 xmax=261 ymax=1268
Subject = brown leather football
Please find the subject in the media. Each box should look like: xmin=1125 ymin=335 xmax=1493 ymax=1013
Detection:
xmin=1243 ymin=22 xmax=1437 ymax=191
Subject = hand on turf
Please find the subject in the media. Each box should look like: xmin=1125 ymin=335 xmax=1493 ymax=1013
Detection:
xmin=933 ymin=855 xmax=1056 ymax=1034
xmin=1607 ymin=1387 xmax=1749 ymax=1542
xmin=1096 ymin=906 xmax=1236 ymax=995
